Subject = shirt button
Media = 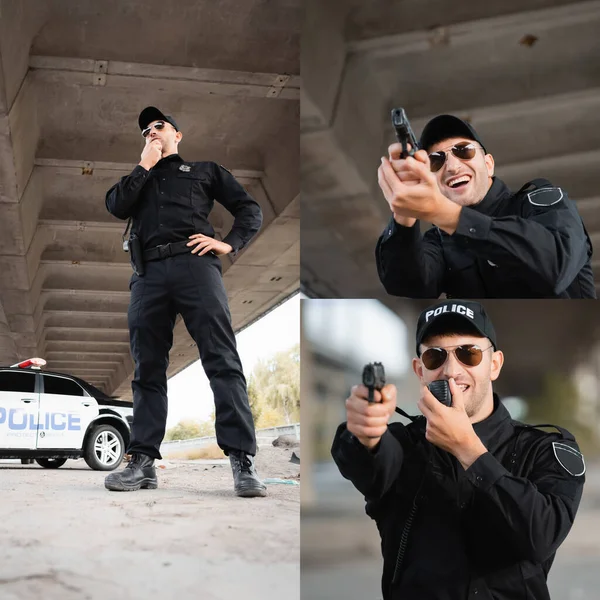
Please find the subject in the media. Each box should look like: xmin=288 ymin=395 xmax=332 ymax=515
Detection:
xmin=469 ymin=227 xmax=476 ymax=234
xmin=476 ymin=476 xmax=482 ymax=482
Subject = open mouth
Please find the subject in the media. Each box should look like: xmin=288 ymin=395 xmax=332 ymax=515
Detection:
xmin=457 ymin=383 xmax=470 ymax=393
xmin=446 ymin=175 xmax=471 ymax=189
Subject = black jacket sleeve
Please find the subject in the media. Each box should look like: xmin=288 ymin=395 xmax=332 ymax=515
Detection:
xmin=105 ymin=166 xmax=151 ymax=220
xmin=376 ymin=217 xmax=446 ymax=298
xmin=211 ymin=163 xmax=263 ymax=253
xmin=331 ymin=423 xmax=406 ymax=501
xmin=454 ymin=187 xmax=589 ymax=296
xmin=464 ymin=437 xmax=585 ymax=563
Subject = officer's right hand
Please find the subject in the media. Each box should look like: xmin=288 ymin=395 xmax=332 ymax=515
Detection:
xmin=139 ymin=138 xmax=163 ymax=171
xmin=346 ymin=384 xmax=397 ymax=450
xmin=382 ymin=142 xmax=420 ymax=228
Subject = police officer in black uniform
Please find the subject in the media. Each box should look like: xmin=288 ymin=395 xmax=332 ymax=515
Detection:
xmin=376 ymin=115 xmax=596 ymax=298
xmin=332 ymin=300 xmax=585 ymax=599
xmin=104 ymin=106 xmax=266 ymax=497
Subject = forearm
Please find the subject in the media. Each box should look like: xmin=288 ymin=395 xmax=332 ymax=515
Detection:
xmin=376 ymin=218 xmax=445 ymax=297
xmin=465 ymin=451 xmax=582 ymax=562
xmin=331 ymin=425 xmax=405 ymax=501
xmin=452 ymin=208 xmax=587 ymax=295
xmin=222 ymin=204 xmax=263 ymax=252
xmin=105 ymin=166 xmax=150 ymax=220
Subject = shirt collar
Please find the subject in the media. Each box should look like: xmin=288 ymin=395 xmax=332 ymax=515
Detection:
xmin=154 ymin=153 xmax=184 ymax=169
xmin=469 ymin=176 xmax=512 ymax=216
xmin=472 ymin=393 xmax=514 ymax=449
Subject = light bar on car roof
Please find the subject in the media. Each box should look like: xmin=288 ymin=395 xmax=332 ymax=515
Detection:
xmin=10 ymin=357 xmax=47 ymax=369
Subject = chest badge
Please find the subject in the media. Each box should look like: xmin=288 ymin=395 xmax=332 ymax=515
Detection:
xmin=179 ymin=164 xmax=191 ymax=172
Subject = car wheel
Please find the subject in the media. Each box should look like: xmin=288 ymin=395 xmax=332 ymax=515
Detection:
xmin=35 ymin=457 xmax=67 ymax=469
xmin=84 ymin=424 xmax=125 ymax=471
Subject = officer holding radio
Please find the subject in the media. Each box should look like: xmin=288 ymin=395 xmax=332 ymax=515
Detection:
xmin=332 ymin=300 xmax=585 ymax=599
xmin=105 ymin=106 xmax=266 ymax=497
xmin=376 ymin=114 xmax=596 ymax=298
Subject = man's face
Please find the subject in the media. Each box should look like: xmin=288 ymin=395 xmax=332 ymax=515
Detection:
xmin=143 ymin=119 xmax=182 ymax=154
xmin=428 ymin=137 xmax=495 ymax=207
xmin=412 ymin=333 xmax=504 ymax=420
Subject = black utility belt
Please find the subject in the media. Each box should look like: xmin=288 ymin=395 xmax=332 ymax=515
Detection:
xmin=143 ymin=241 xmax=192 ymax=262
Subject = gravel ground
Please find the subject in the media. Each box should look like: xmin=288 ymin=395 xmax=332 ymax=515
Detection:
xmin=0 ymin=446 xmax=299 ymax=600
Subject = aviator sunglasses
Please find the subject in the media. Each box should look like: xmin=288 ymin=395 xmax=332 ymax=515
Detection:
xmin=142 ymin=121 xmax=167 ymax=138
xmin=421 ymin=344 xmax=493 ymax=370
xmin=428 ymin=142 xmax=482 ymax=173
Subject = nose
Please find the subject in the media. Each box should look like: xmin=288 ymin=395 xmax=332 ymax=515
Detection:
xmin=441 ymin=350 xmax=463 ymax=380
xmin=444 ymin=150 xmax=462 ymax=173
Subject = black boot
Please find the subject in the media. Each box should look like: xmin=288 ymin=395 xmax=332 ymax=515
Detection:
xmin=104 ymin=453 xmax=158 ymax=491
xmin=229 ymin=451 xmax=267 ymax=498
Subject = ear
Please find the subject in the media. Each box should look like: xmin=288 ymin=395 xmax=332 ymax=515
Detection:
xmin=175 ymin=131 xmax=183 ymax=143
xmin=489 ymin=350 xmax=504 ymax=382
xmin=412 ymin=357 xmax=424 ymax=381
xmin=484 ymin=152 xmax=495 ymax=178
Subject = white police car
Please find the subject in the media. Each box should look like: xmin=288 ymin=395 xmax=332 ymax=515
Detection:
xmin=0 ymin=358 xmax=132 ymax=471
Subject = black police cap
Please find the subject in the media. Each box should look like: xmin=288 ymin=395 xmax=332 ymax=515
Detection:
xmin=416 ymin=300 xmax=497 ymax=356
xmin=419 ymin=114 xmax=487 ymax=154
xmin=138 ymin=106 xmax=179 ymax=132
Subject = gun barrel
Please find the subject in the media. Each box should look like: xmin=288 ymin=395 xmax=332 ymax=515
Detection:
xmin=391 ymin=108 xmax=418 ymax=158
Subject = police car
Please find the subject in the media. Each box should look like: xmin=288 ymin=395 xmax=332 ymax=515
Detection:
xmin=0 ymin=358 xmax=132 ymax=470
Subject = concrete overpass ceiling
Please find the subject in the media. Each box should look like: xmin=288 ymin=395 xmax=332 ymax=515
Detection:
xmin=0 ymin=0 xmax=300 ymax=396
xmin=301 ymin=0 xmax=600 ymax=297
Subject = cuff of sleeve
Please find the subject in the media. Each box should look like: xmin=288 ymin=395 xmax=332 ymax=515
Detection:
xmin=222 ymin=232 xmax=244 ymax=253
xmin=338 ymin=427 xmax=399 ymax=463
xmin=465 ymin=451 xmax=509 ymax=492
xmin=454 ymin=207 xmax=493 ymax=241
xmin=134 ymin=165 xmax=151 ymax=176
xmin=381 ymin=216 xmax=420 ymax=244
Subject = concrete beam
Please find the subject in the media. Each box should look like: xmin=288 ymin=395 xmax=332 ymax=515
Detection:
xmin=30 ymin=56 xmax=300 ymax=100
xmin=34 ymin=158 xmax=264 ymax=180
xmin=347 ymin=0 xmax=600 ymax=58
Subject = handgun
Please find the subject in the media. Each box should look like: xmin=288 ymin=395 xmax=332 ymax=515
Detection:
xmin=362 ymin=362 xmax=386 ymax=403
xmin=391 ymin=108 xmax=419 ymax=159
xmin=428 ymin=380 xmax=452 ymax=407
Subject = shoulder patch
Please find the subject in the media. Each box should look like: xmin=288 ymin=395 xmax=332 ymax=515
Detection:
xmin=527 ymin=187 xmax=563 ymax=207
xmin=552 ymin=441 xmax=585 ymax=476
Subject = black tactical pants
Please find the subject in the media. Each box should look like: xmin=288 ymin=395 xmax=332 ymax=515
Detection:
xmin=126 ymin=251 xmax=256 ymax=459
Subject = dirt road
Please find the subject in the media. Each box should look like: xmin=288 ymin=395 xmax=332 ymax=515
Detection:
xmin=0 ymin=446 xmax=299 ymax=600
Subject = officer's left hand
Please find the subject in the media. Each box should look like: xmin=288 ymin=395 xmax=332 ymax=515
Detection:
xmin=187 ymin=234 xmax=233 ymax=256
xmin=418 ymin=378 xmax=487 ymax=469
xmin=378 ymin=151 xmax=462 ymax=233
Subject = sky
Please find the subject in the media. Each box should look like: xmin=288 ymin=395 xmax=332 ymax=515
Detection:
xmin=165 ymin=293 xmax=300 ymax=428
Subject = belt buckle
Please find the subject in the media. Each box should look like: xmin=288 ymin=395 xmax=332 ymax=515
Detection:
xmin=156 ymin=243 xmax=172 ymax=259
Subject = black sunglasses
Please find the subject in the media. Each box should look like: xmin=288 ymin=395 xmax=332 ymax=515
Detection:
xmin=142 ymin=121 xmax=166 ymax=138
xmin=421 ymin=344 xmax=493 ymax=370
xmin=428 ymin=142 xmax=482 ymax=173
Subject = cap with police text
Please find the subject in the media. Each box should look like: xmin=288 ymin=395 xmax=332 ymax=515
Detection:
xmin=419 ymin=115 xmax=487 ymax=154
xmin=415 ymin=300 xmax=497 ymax=355
xmin=138 ymin=106 xmax=179 ymax=132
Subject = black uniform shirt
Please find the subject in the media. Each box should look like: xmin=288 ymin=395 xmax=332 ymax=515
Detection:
xmin=105 ymin=154 xmax=263 ymax=252
xmin=376 ymin=177 xmax=596 ymax=298
xmin=331 ymin=397 xmax=586 ymax=600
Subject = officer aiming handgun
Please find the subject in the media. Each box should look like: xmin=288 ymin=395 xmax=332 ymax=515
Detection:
xmin=333 ymin=300 xmax=585 ymax=599
xmin=376 ymin=111 xmax=595 ymax=298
